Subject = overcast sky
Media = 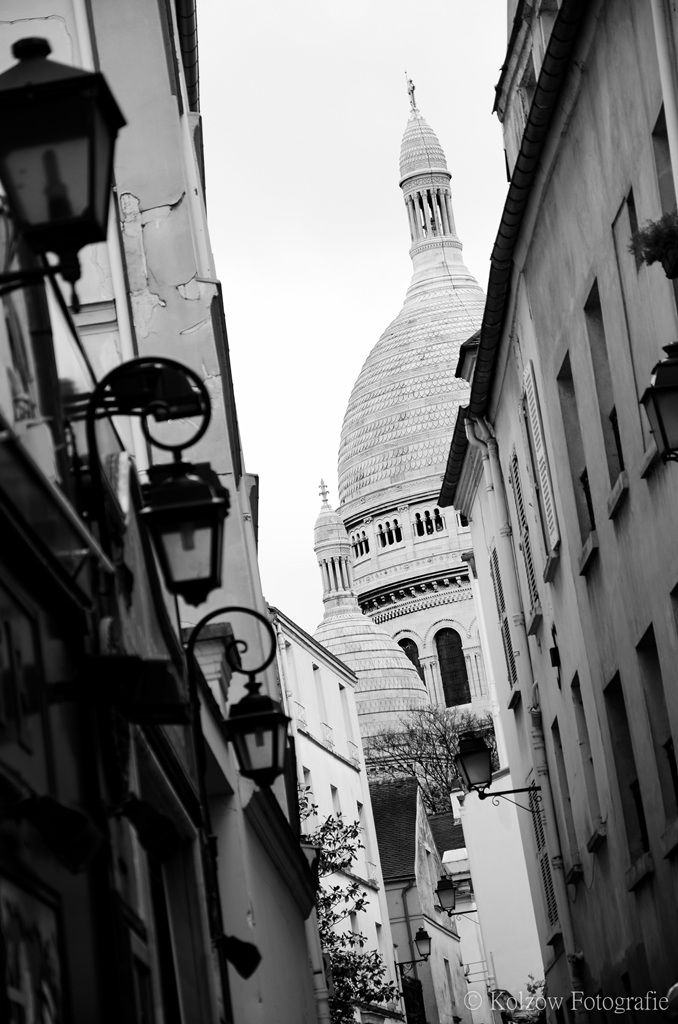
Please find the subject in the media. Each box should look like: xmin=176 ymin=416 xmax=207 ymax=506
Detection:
xmin=198 ymin=0 xmax=509 ymax=634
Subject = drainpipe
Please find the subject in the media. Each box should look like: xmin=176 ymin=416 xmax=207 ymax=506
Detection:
xmin=466 ymin=416 xmax=587 ymax=1022
xmin=463 ymin=421 xmax=508 ymax=768
xmin=650 ymin=0 xmax=678 ymax=202
xmin=273 ymin=618 xmax=331 ymax=1024
xmin=305 ymin=911 xmax=332 ymax=1024
xmin=400 ymin=878 xmax=418 ymax=979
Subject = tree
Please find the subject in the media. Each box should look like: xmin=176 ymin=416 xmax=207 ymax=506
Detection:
xmin=300 ymin=789 xmax=399 ymax=1024
xmin=365 ymin=705 xmax=498 ymax=814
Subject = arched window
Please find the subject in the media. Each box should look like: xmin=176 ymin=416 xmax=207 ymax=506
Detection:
xmin=435 ymin=628 xmax=471 ymax=707
xmin=424 ymin=510 xmax=434 ymax=535
xmin=414 ymin=513 xmax=424 ymax=537
xmin=385 ymin=521 xmax=394 ymax=545
xmin=398 ymin=638 xmax=425 ymax=682
xmin=434 ymin=508 xmax=444 ymax=532
xmin=394 ymin=518 xmax=402 ymax=542
xmin=361 ymin=530 xmax=369 ymax=553
xmin=377 ymin=524 xmax=386 ymax=548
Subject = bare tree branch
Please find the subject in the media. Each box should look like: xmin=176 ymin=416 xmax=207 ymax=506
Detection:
xmin=366 ymin=706 xmax=498 ymax=814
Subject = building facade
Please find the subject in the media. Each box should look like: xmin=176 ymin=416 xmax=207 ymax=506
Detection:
xmin=0 ymin=4 xmax=322 ymax=1023
xmin=336 ymin=87 xmax=490 ymax=724
xmin=441 ymin=0 xmax=678 ymax=1012
xmin=371 ymin=778 xmax=472 ymax=1024
xmin=271 ymin=606 xmax=402 ymax=1023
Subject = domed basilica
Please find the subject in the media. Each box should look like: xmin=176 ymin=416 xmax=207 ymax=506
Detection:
xmin=314 ymin=83 xmax=491 ymax=737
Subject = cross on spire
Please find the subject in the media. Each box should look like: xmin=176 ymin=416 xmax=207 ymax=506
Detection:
xmin=406 ymin=73 xmax=417 ymax=111
xmin=319 ymin=479 xmax=330 ymax=504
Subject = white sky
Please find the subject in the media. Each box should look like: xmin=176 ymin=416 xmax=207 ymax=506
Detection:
xmin=198 ymin=0 xmax=509 ymax=634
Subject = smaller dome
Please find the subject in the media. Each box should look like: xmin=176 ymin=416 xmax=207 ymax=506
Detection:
xmin=399 ymin=109 xmax=449 ymax=181
xmin=314 ymin=480 xmax=349 ymax=551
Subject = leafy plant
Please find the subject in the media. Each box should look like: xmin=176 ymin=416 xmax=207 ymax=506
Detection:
xmin=365 ymin=705 xmax=498 ymax=814
xmin=299 ymin=788 xmax=399 ymax=1024
xmin=628 ymin=209 xmax=678 ymax=266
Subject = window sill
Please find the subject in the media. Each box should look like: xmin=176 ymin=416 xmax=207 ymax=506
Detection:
xmin=507 ymin=687 xmax=521 ymax=710
xmin=606 ymin=470 xmax=629 ymax=519
xmin=640 ymin=438 xmax=659 ymax=479
xmin=660 ymin=817 xmax=678 ymax=859
xmin=586 ymin=821 xmax=607 ymax=853
xmin=625 ymin=851 xmax=654 ymax=891
xmin=577 ymin=531 xmax=599 ymax=576
xmin=543 ymin=546 xmax=560 ymax=583
xmin=565 ymin=860 xmax=584 ymax=886
xmin=526 ymin=605 xmax=542 ymax=636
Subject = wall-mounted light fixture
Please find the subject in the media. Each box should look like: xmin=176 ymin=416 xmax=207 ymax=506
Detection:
xmin=435 ymin=878 xmax=478 ymax=918
xmin=641 ymin=342 xmax=678 ymax=462
xmin=455 ymin=732 xmax=541 ymax=812
xmin=185 ymin=606 xmax=289 ymax=788
xmin=0 ymin=37 xmax=125 ymax=308
xmin=396 ymin=927 xmax=432 ymax=980
xmin=85 ymin=356 xmax=229 ymax=605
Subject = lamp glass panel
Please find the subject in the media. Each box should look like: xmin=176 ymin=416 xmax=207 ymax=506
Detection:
xmin=461 ymin=747 xmax=493 ymax=788
xmin=156 ymin=523 xmax=213 ymax=583
xmin=436 ymin=880 xmax=456 ymax=911
xmin=92 ymin=104 xmax=114 ymax=229
xmin=238 ymin=724 xmax=275 ymax=773
xmin=654 ymin=388 xmax=678 ymax=452
xmin=3 ymin=135 xmax=89 ymax=225
xmin=414 ymin=930 xmax=431 ymax=958
xmin=641 ymin=390 xmax=663 ymax=449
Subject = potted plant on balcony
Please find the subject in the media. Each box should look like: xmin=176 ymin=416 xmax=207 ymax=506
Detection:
xmin=629 ymin=209 xmax=678 ymax=278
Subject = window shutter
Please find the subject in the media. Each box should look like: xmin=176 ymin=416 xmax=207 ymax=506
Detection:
xmin=530 ymin=786 xmax=558 ymax=928
xmin=489 ymin=548 xmax=518 ymax=689
xmin=523 ymin=361 xmax=560 ymax=552
xmin=510 ymin=451 xmax=540 ymax=610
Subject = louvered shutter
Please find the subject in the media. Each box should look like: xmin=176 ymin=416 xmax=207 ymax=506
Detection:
xmin=510 ymin=451 xmax=540 ymax=610
xmin=489 ymin=547 xmax=518 ymax=689
xmin=523 ymin=361 xmax=560 ymax=552
xmin=530 ymin=786 xmax=559 ymax=928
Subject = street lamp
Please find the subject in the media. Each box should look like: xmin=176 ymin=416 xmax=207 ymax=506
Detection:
xmin=140 ymin=461 xmax=229 ymax=607
xmin=435 ymin=877 xmax=457 ymax=914
xmin=185 ymin=606 xmax=290 ymax=789
xmin=396 ymin=926 xmax=432 ymax=979
xmin=640 ymin=342 xmax=678 ymax=462
xmin=85 ymin=357 xmax=229 ymax=605
xmin=455 ymin=732 xmax=540 ymax=808
xmin=0 ymin=37 xmax=125 ymax=303
xmin=435 ymin=878 xmax=479 ymax=918
xmin=455 ymin=732 xmax=493 ymax=792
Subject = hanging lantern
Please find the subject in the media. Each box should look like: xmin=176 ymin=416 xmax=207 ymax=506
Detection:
xmin=435 ymin=877 xmax=456 ymax=914
xmin=413 ymin=927 xmax=432 ymax=960
xmin=0 ymin=37 xmax=125 ymax=267
xmin=455 ymin=732 xmax=493 ymax=793
xmin=640 ymin=342 xmax=678 ymax=461
xmin=140 ymin=461 xmax=230 ymax=607
xmin=224 ymin=680 xmax=290 ymax=788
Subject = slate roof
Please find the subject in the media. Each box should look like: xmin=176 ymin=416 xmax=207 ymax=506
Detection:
xmin=427 ymin=812 xmax=465 ymax=858
xmin=369 ymin=778 xmax=419 ymax=879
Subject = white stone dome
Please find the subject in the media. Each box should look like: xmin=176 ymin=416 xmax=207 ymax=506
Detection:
xmin=399 ymin=108 xmax=449 ymax=181
xmin=337 ymin=102 xmax=485 ymax=516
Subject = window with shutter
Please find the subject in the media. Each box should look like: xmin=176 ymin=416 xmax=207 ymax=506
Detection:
xmin=523 ymin=361 xmax=560 ymax=553
xmin=510 ymin=450 xmax=540 ymax=612
xmin=489 ymin=547 xmax=518 ymax=689
xmin=530 ymin=786 xmax=559 ymax=929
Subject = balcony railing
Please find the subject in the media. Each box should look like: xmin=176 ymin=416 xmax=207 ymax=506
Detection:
xmin=347 ymin=740 xmax=361 ymax=767
xmin=294 ymin=701 xmax=307 ymax=727
xmin=321 ymin=722 xmax=335 ymax=750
